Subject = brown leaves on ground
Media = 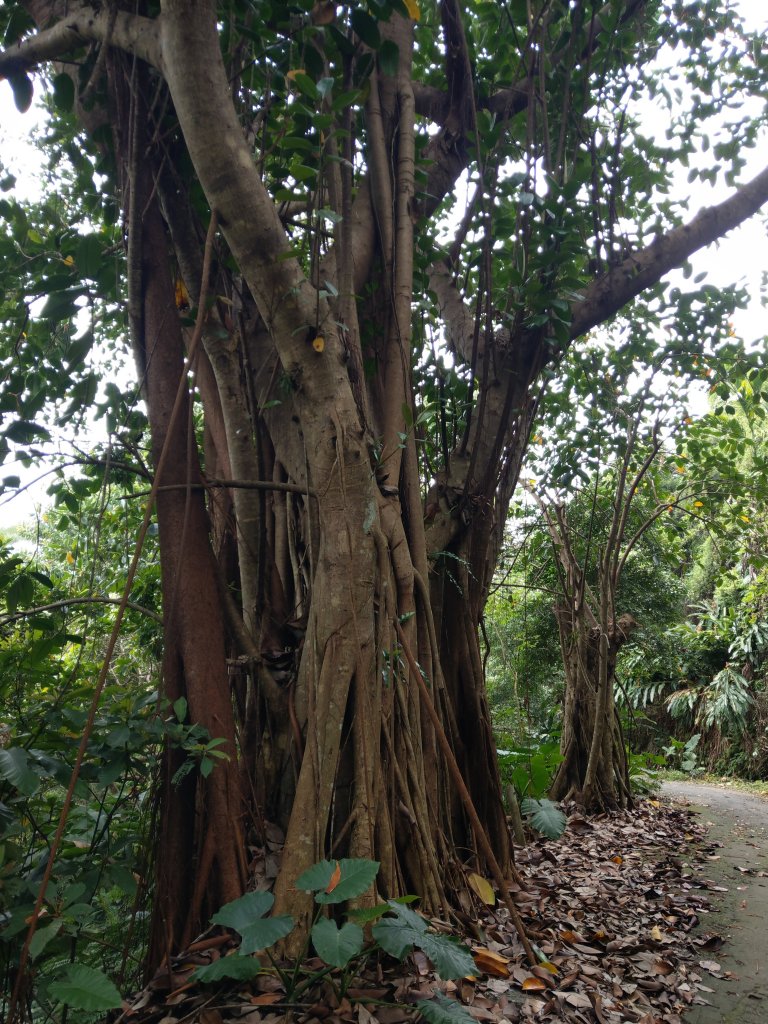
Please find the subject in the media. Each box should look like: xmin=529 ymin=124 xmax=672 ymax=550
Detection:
xmin=116 ymin=800 xmax=725 ymax=1024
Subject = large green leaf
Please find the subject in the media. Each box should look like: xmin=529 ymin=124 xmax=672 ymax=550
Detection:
xmin=413 ymin=933 xmax=476 ymax=980
xmin=48 ymin=965 xmax=122 ymax=1010
xmin=0 ymin=747 xmax=40 ymax=796
xmin=416 ymin=994 xmax=474 ymax=1024
xmin=521 ymin=798 xmax=567 ymax=840
xmin=296 ymin=858 xmax=379 ymax=905
xmin=194 ymin=955 xmax=262 ymax=984
xmin=311 ymin=917 xmax=364 ymax=967
xmin=373 ymin=902 xmax=474 ymax=979
xmin=211 ymin=890 xmax=293 ymax=954
xmin=29 ymin=921 xmax=63 ymax=960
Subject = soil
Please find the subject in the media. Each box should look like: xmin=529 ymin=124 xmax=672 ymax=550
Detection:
xmin=662 ymin=781 xmax=768 ymax=1024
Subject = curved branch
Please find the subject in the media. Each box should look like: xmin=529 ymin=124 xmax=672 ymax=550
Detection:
xmin=0 ymin=3 xmax=163 ymax=78
xmin=0 ymin=596 xmax=163 ymax=625
xmin=570 ymin=163 xmax=768 ymax=339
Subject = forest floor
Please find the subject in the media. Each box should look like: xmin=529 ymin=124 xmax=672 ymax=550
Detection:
xmin=661 ymin=780 xmax=768 ymax=1023
xmin=118 ymin=793 xmax=744 ymax=1024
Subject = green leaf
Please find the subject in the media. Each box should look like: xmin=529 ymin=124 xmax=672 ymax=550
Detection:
xmin=414 ymin=932 xmax=476 ymax=979
xmin=3 ymin=420 xmax=51 ymax=444
xmin=372 ymin=901 xmax=427 ymax=959
xmin=416 ymin=994 xmax=475 ymax=1024
xmin=372 ymin=901 xmax=472 ymax=976
xmin=39 ymin=288 xmax=82 ymax=322
xmin=48 ymin=965 xmax=122 ymax=1010
xmin=0 ymin=747 xmax=40 ymax=796
xmin=351 ymin=8 xmax=381 ymax=48
xmin=296 ymin=858 xmax=379 ymax=904
xmin=521 ymin=798 xmax=567 ymax=839
xmin=75 ymin=234 xmax=104 ymax=278
xmin=29 ymin=921 xmax=63 ymax=960
xmin=52 ymin=73 xmax=75 ymax=112
xmin=6 ymin=573 xmax=34 ymax=612
xmin=194 ymin=955 xmax=262 ymax=984
xmin=211 ymin=891 xmax=294 ymax=953
xmin=10 ymin=74 xmax=33 ymax=113
xmin=311 ymin=917 xmax=364 ymax=967
xmin=316 ymin=76 xmax=335 ymax=99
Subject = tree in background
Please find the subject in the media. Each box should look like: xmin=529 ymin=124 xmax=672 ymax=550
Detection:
xmin=1 ymin=0 xmax=768 ymax=990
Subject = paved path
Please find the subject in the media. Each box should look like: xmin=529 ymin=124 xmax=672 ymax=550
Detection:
xmin=662 ymin=781 xmax=768 ymax=1024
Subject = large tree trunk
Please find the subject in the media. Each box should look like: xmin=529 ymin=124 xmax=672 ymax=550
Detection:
xmin=7 ymin=0 xmax=768 ymax=972
xmin=550 ymin=609 xmax=637 ymax=812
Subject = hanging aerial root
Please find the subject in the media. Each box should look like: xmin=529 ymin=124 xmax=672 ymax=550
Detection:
xmin=394 ymin=621 xmax=536 ymax=965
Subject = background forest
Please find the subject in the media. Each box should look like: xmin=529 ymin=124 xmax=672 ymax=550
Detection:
xmin=1 ymin=0 xmax=768 ymax=1020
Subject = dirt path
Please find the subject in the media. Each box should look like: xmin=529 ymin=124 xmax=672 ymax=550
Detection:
xmin=662 ymin=781 xmax=768 ymax=1023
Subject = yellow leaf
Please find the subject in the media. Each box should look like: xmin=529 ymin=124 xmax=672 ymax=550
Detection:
xmin=694 ymin=501 xmax=704 ymax=508
xmin=467 ymin=871 xmax=495 ymax=906
xmin=537 ymin=961 xmax=559 ymax=975
xmin=611 ymin=855 xmax=623 ymax=865
xmin=312 ymin=335 xmax=325 ymax=353
xmin=472 ymin=947 xmax=510 ymax=978
xmin=740 ymin=515 xmax=750 ymax=523
xmin=286 ymin=68 xmax=306 ymax=81
xmin=62 ymin=254 xmax=74 ymax=266
xmin=650 ymin=925 xmax=664 ymax=942
xmin=66 ymin=551 xmax=75 ymax=565
xmin=404 ymin=0 xmax=420 ymax=20
xmin=175 ymin=276 xmax=190 ymax=310
xmin=675 ymin=465 xmax=686 ymax=474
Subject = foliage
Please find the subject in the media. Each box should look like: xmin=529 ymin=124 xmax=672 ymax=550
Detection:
xmin=661 ymin=735 xmax=701 ymax=774
xmin=497 ymin=742 xmax=563 ymax=802
xmin=192 ymin=859 xmax=476 ymax=1024
xmin=520 ymin=799 xmax=567 ymax=841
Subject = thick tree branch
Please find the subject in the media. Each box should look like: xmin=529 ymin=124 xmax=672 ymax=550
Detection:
xmin=428 ymin=259 xmax=486 ymax=364
xmin=0 ymin=3 xmax=163 ymax=77
xmin=570 ymin=163 xmax=768 ymax=339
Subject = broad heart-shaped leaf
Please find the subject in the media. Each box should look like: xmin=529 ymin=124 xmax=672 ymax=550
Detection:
xmin=415 ymin=932 xmax=476 ymax=980
xmin=416 ymin=994 xmax=474 ymax=1024
xmin=48 ymin=965 xmax=122 ymax=1010
xmin=311 ymin=917 xmax=364 ymax=967
xmin=212 ymin=890 xmax=274 ymax=930
xmin=238 ymin=915 xmax=294 ymax=955
xmin=194 ymin=954 xmax=262 ymax=984
xmin=211 ymin=890 xmax=293 ymax=954
xmin=521 ymin=798 xmax=567 ymax=840
xmin=296 ymin=858 xmax=379 ymax=905
xmin=0 ymin=747 xmax=40 ymax=796
xmin=373 ymin=903 xmax=474 ymax=979
xmin=372 ymin=901 xmax=427 ymax=959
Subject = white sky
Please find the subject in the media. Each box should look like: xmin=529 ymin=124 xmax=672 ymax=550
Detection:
xmin=1 ymin=3 xmax=767 ymax=530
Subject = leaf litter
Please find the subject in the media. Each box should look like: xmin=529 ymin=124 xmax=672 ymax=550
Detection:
xmin=115 ymin=799 xmax=726 ymax=1024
